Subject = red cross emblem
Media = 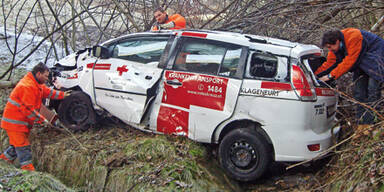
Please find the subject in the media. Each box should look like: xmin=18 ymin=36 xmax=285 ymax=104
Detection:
xmin=117 ymin=65 xmax=128 ymax=76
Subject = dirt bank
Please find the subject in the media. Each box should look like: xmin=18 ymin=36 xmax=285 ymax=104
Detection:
xmin=0 ymin=118 xmax=242 ymax=191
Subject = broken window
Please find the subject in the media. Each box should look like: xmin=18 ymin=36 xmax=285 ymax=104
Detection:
xmin=245 ymin=51 xmax=289 ymax=82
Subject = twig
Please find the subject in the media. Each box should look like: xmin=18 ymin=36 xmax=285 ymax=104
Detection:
xmin=46 ymin=122 xmax=88 ymax=151
xmin=199 ymin=0 xmax=239 ymax=29
xmin=323 ymin=81 xmax=384 ymax=121
xmin=0 ymin=4 xmax=106 ymax=80
xmin=110 ymin=0 xmax=140 ymax=32
xmin=370 ymin=15 xmax=384 ymax=32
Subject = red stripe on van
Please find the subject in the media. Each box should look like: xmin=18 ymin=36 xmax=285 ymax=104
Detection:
xmin=87 ymin=63 xmax=111 ymax=70
xmin=261 ymin=82 xmax=292 ymax=91
xmin=94 ymin=64 xmax=111 ymax=70
xmin=181 ymin=32 xmax=207 ymax=38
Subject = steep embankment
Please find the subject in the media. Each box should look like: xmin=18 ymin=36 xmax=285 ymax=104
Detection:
xmin=309 ymin=123 xmax=384 ymax=191
xmin=0 ymin=120 xmax=241 ymax=191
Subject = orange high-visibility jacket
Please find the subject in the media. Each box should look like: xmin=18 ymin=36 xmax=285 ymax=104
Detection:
xmin=315 ymin=28 xmax=363 ymax=79
xmin=152 ymin=14 xmax=186 ymax=31
xmin=1 ymin=72 xmax=65 ymax=132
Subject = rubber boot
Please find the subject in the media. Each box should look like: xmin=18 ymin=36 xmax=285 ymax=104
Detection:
xmin=21 ymin=163 xmax=35 ymax=171
xmin=16 ymin=145 xmax=34 ymax=171
xmin=0 ymin=153 xmax=14 ymax=164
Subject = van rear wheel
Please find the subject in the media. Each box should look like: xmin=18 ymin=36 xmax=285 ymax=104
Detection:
xmin=218 ymin=128 xmax=271 ymax=181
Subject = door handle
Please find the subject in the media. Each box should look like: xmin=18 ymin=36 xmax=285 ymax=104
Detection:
xmin=166 ymin=80 xmax=182 ymax=86
xmin=145 ymin=75 xmax=152 ymax=80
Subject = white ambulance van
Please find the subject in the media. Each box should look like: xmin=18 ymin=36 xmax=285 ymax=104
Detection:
xmin=49 ymin=30 xmax=339 ymax=181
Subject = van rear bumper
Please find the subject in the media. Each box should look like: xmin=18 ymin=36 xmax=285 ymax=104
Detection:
xmin=273 ymin=125 xmax=341 ymax=162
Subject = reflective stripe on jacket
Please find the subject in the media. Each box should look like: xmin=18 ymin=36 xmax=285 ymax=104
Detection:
xmin=1 ymin=72 xmax=65 ymax=132
xmin=315 ymin=28 xmax=384 ymax=82
xmin=152 ymin=14 xmax=186 ymax=31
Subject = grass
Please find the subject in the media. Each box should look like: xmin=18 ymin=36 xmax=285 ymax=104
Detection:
xmin=0 ymin=161 xmax=74 ymax=191
xmin=1 ymin=125 xmax=240 ymax=191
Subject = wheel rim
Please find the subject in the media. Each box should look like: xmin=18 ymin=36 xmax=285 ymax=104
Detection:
xmin=229 ymin=140 xmax=259 ymax=170
xmin=66 ymin=100 xmax=89 ymax=125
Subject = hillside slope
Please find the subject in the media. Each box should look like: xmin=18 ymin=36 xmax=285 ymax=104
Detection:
xmin=310 ymin=124 xmax=384 ymax=191
xmin=0 ymin=121 xmax=242 ymax=191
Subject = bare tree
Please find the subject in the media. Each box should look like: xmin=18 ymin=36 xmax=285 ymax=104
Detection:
xmin=1 ymin=0 xmax=38 ymax=80
xmin=0 ymin=0 xmax=383 ymax=81
xmin=0 ymin=0 xmax=108 ymax=80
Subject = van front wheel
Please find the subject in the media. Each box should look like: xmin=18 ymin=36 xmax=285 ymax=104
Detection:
xmin=218 ymin=128 xmax=271 ymax=181
xmin=57 ymin=91 xmax=95 ymax=132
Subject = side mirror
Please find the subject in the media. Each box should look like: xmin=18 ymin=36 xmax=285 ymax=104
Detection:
xmin=92 ymin=45 xmax=110 ymax=59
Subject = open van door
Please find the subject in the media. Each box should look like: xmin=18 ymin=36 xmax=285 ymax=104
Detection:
xmin=92 ymin=35 xmax=171 ymax=124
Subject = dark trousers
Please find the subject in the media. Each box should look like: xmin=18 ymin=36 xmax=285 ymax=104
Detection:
xmin=353 ymin=70 xmax=382 ymax=124
xmin=3 ymin=145 xmax=33 ymax=165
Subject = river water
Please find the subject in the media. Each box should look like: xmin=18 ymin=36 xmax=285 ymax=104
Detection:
xmin=0 ymin=27 xmax=66 ymax=69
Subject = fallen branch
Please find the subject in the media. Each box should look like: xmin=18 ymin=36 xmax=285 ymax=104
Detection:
xmin=40 ymin=104 xmax=88 ymax=151
xmin=0 ymin=80 xmax=17 ymax=88
xmin=371 ymin=15 xmax=384 ymax=32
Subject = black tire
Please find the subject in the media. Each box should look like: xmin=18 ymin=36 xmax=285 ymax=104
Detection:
xmin=218 ymin=128 xmax=271 ymax=181
xmin=57 ymin=91 xmax=95 ymax=132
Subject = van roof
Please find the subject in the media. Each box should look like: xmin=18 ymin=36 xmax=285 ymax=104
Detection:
xmin=102 ymin=29 xmax=321 ymax=58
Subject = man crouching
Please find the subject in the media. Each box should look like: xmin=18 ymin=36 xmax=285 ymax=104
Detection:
xmin=0 ymin=62 xmax=70 ymax=171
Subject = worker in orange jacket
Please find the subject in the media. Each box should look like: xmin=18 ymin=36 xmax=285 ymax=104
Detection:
xmin=0 ymin=62 xmax=70 ymax=171
xmin=151 ymin=8 xmax=186 ymax=31
xmin=316 ymin=28 xmax=384 ymax=129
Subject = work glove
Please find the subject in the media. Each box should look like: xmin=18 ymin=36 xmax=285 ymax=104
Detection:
xmin=159 ymin=21 xmax=175 ymax=29
xmin=64 ymin=90 xmax=72 ymax=98
xmin=53 ymin=119 xmax=64 ymax=128
xmin=41 ymin=117 xmax=51 ymax=127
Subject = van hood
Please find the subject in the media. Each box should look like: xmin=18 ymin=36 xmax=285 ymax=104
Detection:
xmin=55 ymin=53 xmax=77 ymax=67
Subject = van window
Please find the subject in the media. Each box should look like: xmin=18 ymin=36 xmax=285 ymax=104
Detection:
xmin=219 ymin=48 xmax=242 ymax=77
xmin=245 ymin=51 xmax=289 ymax=82
xmin=173 ymin=38 xmax=242 ymax=77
